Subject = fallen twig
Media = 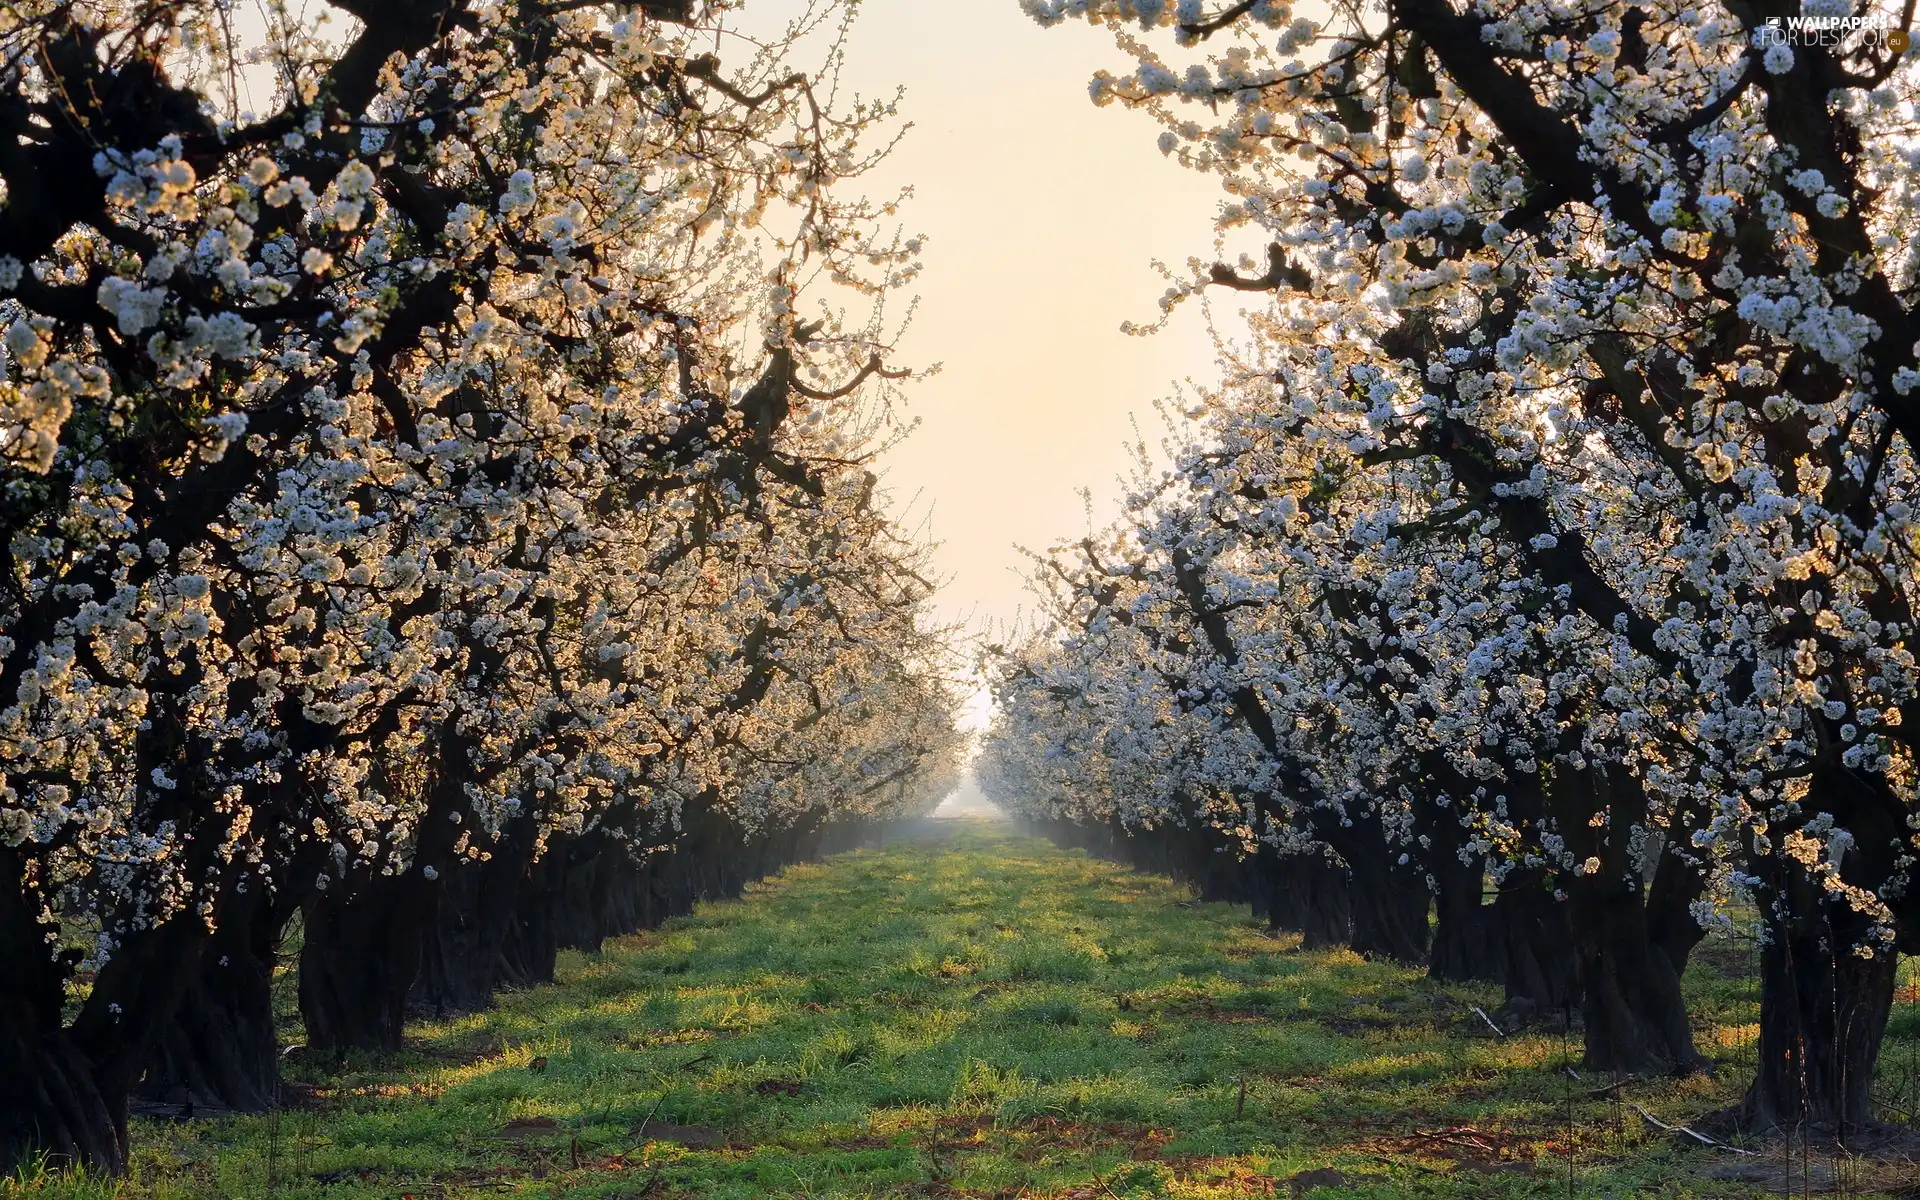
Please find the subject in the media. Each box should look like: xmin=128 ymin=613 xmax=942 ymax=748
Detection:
xmin=1629 ymin=1103 xmax=1760 ymax=1155
xmin=1472 ymin=1006 xmax=1506 ymax=1037
xmin=1587 ymin=1076 xmax=1638 ymax=1099
xmin=628 ymin=1092 xmax=669 ymax=1145
xmin=1412 ymin=1127 xmax=1500 ymax=1155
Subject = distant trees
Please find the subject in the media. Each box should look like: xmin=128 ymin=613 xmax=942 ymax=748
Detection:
xmin=984 ymin=0 xmax=1919 ymax=1137
xmin=0 ymin=0 xmax=959 ymax=1173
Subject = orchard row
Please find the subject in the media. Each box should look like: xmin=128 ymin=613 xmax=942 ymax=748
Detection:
xmin=0 ymin=0 xmax=961 ymax=1173
xmin=982 ymin=0 xmax=1920 ymax=1140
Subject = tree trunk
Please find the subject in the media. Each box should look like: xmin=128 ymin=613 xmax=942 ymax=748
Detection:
xmin=134 ymin=882 xmax=285 ymax=1113
xmin=1348 ymin=861 xmax=1431 ymax=964
xmin=1257 ymin=849 xmax=1297 ymax=932
xmin=411 ymin=817 xmax=539 ymax=1017
xmin=1645 ymin=845 xmax=1708 ymax=978
xmin=1429 ymin=854 xmax=1504 ymax=983
xmin=500 ymin=849 xmax=561 ymax=988
xmin=1496 ymin=872 xmax=1579 ymax=1019
xmin=2 ymin=847 xmax=220 ymax=1174
xmin=299 ymin=871 xmax=436 ymax=1055
xmin=3 ymin=850 xmax=122 ymax=1172
xmin=1331 ymin=818 xmax=1430 ymax=964
xmin=1741 ymin=881 xmax=1897 ymax=1137
xmin=1534 ymin=763 xmax=1702 ymax=1072
xmin=1420 ymin=797 xmax=1504 ymax=982
xmin=0 ymin=1029 xmax=125 ymax=1175
xmin=303 ymin=737 xmax=473 ymax=1054
xmin=1289 ymin=854 xmax=1353 ymax=950
xmin=1567 ymin=873 xmax=1703 ymax=1074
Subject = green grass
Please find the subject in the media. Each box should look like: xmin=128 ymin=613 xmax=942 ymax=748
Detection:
xmin=12 ymin=821 xmax=1920 ymax=1197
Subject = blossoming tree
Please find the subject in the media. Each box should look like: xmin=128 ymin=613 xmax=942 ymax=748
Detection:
xmin=989 ymin=0 xmax=1919 ymax=1134
xmin=0 ymin=0 xmax=959 ymax=1170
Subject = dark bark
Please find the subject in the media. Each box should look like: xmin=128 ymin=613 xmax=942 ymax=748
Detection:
xmin=134 ymin=881 xmax=285 ymax=1113
xmin=1256 ymin=848 xmax=1296 ymax=932
xmin=1646 ymin=845 xmax=1709 ymax=978
xmin=0 ymin=1030 xmax=124 ymax=1175
xmin=1740 ymin=901 xmax=1894 ymax=1137
xmin=2 ymin=841 xmax=226 ymax=1172
xmin=301 ymin=734 xmax=473 ymax=1054
xmin=1328 ymin=817 xmax=1430 ymax=964
xmin=1198 ymin=844 xmax=1249 ymax=905
xmin=298 ymin=870 xmax=436 ymax=1055
xmin=1429 ymin=855 xmax=1504 ymax=983
xmin=1566 ymin=872 xmax=1704 ymax=1075
xmin=1418 ymin=795 xmax=1505 ymax=983
xmin=1495 ymin=872 xmax=1579 ymax=1017
xmin=1 ymin=849 xmax=116 ymax=1172
xmin=1740 ymin=814 xmax=1900 ymax=1139
xmin=499 ymin=849 xmax=561 ymax=989
xmin=411 ymin=816 xmax=540 ymax=1017
xmin=1290 ymin=854 xmax=1354 ymax=950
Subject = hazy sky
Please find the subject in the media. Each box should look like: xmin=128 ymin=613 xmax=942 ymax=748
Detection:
xmin=725 ymin=2 xmax=1230 ymax=645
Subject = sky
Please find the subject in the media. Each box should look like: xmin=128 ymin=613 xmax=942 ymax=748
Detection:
xmin=723 ymin=1 xmax=1233 ymax=655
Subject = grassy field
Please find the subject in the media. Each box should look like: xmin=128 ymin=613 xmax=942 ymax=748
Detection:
xmin=14 ymin=821 xmax=1920 ymax=1198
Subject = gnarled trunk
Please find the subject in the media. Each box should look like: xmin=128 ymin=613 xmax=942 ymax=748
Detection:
xmin=1540 ymin=764 xmax=1702 ymax=1073
xmin=1567 ymin=873 xmax=1703 ymax=1074
xmin=1496 ymin=872 xmax=1579 ymax=1017
xmin=135 ymin=881 xmax=285 ymax=1113
xmin=1645 ymin=840 xmax=1709 ymax=975
xmin=303 ymin=738 xmax=471 ymax=1054
xmin=300 ymin=870 xmax=438 ymax=1055
xmin=1256 ymin=848 xmax=1297 ymax=932
xmin=1420 ymin=799 xmax=1504 ymax=983
xmin=1741 ymin=873 xmax=1897 ymax=1137
xmin=411 ymin=816 xmax=539 ymax=1017
xmin=1331 ymin=817 xmax=1430 ymax=964
xmin=500 ymin=848 xmax=561 ymax=988
xmin=0 ymin=1030 xmax=124 ymax=1175
xmin=1289 ymin=854 xmax=1353 ymax=950
xmin=2 ymin=847 xmax=220 ymax=1174
xmin=1429 ymin=855 xmax=1504 ymax=983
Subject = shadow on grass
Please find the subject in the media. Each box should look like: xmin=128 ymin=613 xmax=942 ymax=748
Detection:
xmin=12 ymin=820 xmax=1920 ymax=1198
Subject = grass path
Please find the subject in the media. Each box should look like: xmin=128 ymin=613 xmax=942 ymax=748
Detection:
xmin=25 ymin=821 xmax=1920 ymax=1197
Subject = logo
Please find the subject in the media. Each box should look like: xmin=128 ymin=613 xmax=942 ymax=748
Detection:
xmin=1757 ymin=13 xmax=1910 ymax=52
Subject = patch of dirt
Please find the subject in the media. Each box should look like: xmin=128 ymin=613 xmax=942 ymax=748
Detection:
xmin=1280 ymin=1166 xmax=1349 ymax=1196
xmin=1369 ymin=1124 xmax=1542 ymax=1177
xmin=498 ymin=1116 xmax=560 ymax=1141
xmin=752 ymin=1078 xmax=804 ymax=1097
